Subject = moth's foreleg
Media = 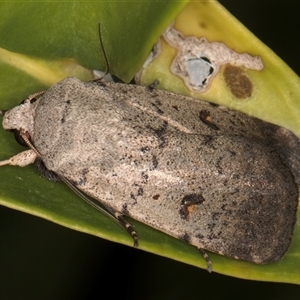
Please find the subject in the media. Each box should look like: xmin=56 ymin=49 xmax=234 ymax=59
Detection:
xmin=0 ymin=150 xmax=37 ymax=167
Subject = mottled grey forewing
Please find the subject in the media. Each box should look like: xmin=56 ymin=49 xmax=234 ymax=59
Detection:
xmin=33 ymin=78 xmax=299 ymax=263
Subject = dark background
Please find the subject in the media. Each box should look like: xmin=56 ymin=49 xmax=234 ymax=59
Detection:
xmin=1 ymin=1 xmax=299 ymax=299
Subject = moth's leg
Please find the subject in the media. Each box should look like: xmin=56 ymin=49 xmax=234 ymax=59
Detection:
xmin=113 ymin=212 xmax=139 ymax=247
xmin=147 ymin=80 xmax=160 ymax=90
xmin=198 ymin=248 xmax=212 ymax=273
xmin=0 ymin=150 xmax=37 ymax=167
xmin=27 ymin=90 xmax=46 ymax=102
xmin=60 ymin=175 xmax=139 ymax=248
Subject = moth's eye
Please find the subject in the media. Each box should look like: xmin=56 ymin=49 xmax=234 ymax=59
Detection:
xmin=12 ymin=130 xmax=29 ymax=147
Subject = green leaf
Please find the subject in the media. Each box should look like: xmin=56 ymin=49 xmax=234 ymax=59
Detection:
xmin=0 ymin=0 xmax=299 ymax=284
xmin=0 ymin=0 xmax=187 ymax=103
xmin=138 ymin=1 xmax=300 ymax=137
xmin=137 ymin=1 xmax=300 ymax=282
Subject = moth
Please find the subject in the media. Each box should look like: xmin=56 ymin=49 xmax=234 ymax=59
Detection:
xmin=0 ymin=77 xmax=299 ymax=272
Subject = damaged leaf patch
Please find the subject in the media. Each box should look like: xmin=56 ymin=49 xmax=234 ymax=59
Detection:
xmin=161 ymin=24 xmax=264 ymax=93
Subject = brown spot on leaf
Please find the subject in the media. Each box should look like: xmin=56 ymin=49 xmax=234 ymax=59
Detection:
xmin=199 ymin=22 xmax=207 ymax=29
xmin=223 ymin=65 xmax=253 ymax=99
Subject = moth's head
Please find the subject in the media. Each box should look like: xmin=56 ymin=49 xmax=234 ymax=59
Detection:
xmin=1 ymin=97 xmax=39 ymax=147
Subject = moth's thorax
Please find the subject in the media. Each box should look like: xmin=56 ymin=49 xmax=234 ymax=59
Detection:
xmin=2 ymin=100 xmax=38 ymax=137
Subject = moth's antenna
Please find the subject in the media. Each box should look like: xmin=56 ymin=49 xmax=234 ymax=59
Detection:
xmin=98 ymin=23 xmax=110 ymax=77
